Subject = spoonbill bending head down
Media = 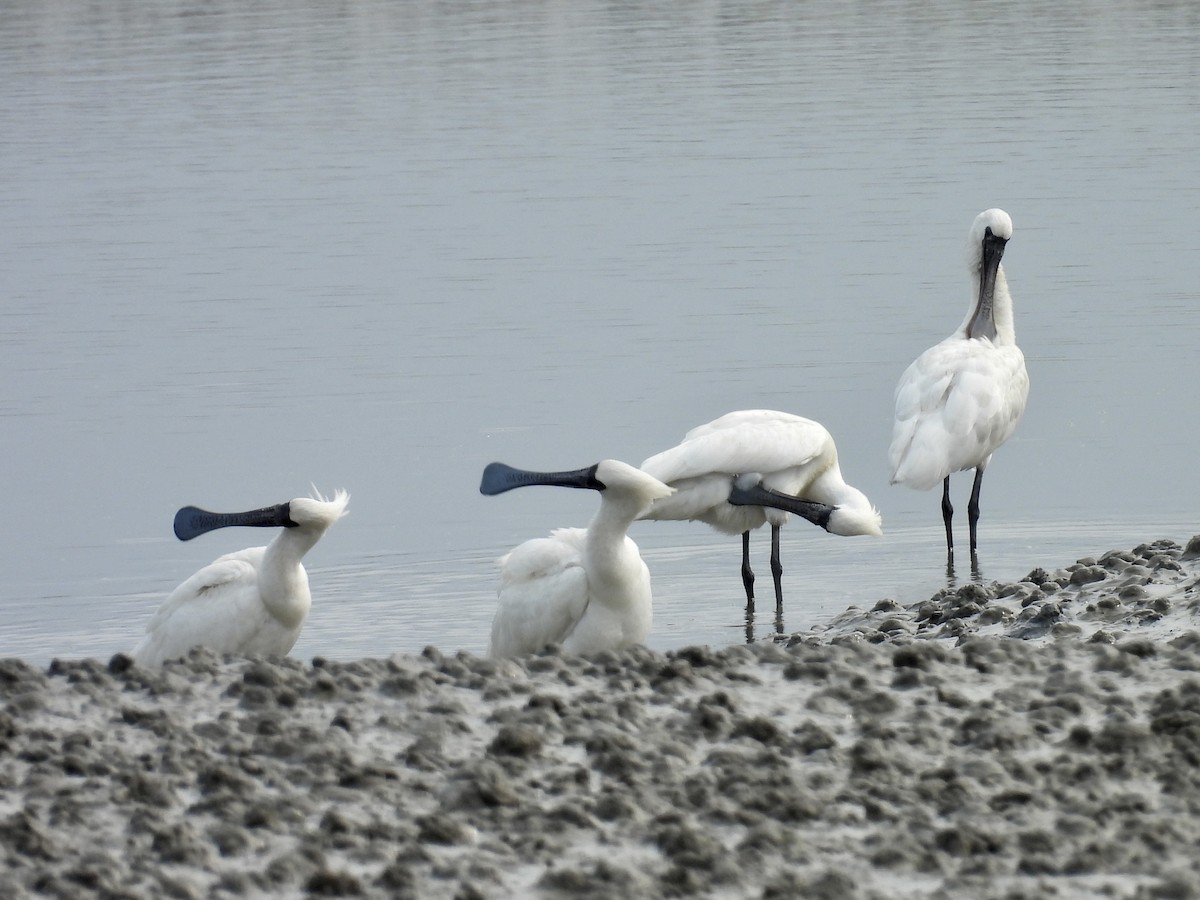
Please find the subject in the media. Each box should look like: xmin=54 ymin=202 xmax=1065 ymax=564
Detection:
xmin=639 ymin=410 xmax=882 ymax=606
xmin=479 ymin=459 xmax=674 ymax=659
xmin=131 ymin=489 xmax=349 ymax=667
xmin=889 ymin=207 xmax=1029 ymax=555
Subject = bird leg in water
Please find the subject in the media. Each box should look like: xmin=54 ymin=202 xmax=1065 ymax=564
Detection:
xmin=941 ymin=477 xmax=954 ymax=554
xmin=968 ymin=468 xmax=984 ymax=553
xmin=770 ymin=524 xmax=784 ymax=609
xmin=741 ymin=531 xmax=755 ymax=603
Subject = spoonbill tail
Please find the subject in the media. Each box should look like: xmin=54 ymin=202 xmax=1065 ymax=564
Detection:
xmin=479 ymin=459 xmax=674 ymax=658
xmin=889 ymin=208 xmax=1029 ymax=555
xmin=131 ymin=489 xmax=349 ymax=667
xmin=639 ymin=410 xmax=882 ymax=606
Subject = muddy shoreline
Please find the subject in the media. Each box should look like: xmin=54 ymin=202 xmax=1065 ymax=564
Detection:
xmin=3 ymin=537 xmax=1199 ymax=898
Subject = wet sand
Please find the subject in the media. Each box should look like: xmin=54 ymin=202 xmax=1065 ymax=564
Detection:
xmin=3 ymin=536 xmax=1200 ymax=898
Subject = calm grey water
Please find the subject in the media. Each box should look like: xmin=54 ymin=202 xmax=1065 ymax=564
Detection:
xmin=2 ymin=0 xmax=1197 ymax=665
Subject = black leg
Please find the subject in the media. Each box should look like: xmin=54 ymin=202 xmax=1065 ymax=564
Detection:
xmin=941 ymin=476 xmax=954 ymax=553
xmin=770 ymin=524 xmax=784 ymax=609
xmin=968 ymin=467 xmax=984 ymax=553
xmin=740 ymin=530 xmax=755 ymax=603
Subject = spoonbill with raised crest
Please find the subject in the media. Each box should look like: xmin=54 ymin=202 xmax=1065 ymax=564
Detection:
xmin=889 ymin=208 xmax=1029 ymax=556
xmin=131 ymin=489 xmax=349 ymax=667
xmin=638 ymin=410 xmax=882 ymax=606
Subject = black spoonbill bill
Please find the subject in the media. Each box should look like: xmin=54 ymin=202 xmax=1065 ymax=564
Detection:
xmin=889 ymin=208 xmax=1029 ymax=557
xmin=638 ymin=410 xmax=882 ymax=606
xmin=479 ymin=459 xmax=673 ymax=658
xmin=130 ymin=489 xmax=349 ymax=667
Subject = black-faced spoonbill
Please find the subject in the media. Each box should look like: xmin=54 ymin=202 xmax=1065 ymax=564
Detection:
xmin=889 ymin=208 xmax=1029 ymax=556
xmin=130 ymin=490 xmax=349 ymax=667
xmin=479 ymin=459 xmax=674 ymax=658
xmin=638 ymin=410 xmax=882 ymax=606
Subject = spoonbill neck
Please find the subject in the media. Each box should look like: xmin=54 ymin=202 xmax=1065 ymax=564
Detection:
xmin=580 ymin=504 xmax=643 ymax=608
xmin=257 ymin=528 xmax=319 ymax=626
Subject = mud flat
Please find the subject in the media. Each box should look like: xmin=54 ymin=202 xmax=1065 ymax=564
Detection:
xmin=2 ymin=537 xmax=1199 ymax=898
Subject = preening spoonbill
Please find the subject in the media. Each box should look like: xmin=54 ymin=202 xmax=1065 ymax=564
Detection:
xmin=889 ymin=208 xmax=1029 ymax=555
xmin=130 ymin=490 xmax=349 ymax=667
xmin=479 ymin=459 xmax=674 ymax=658
xmin=639 ymin=410 xmax=882 ymax=606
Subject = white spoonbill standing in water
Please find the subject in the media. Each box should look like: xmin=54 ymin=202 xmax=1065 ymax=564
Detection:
xmin=131 ymin=489 xmax=349 ymax=667
xmin=639 ymin=410 xmax=882 ymax=607
xmin=889 ymin=208 xmax=1029 ymax=556
xmin=479 ymin=459 xmax=673 ymax=658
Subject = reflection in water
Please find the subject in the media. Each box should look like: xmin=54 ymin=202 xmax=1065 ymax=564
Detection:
xmin=944 ymin=551 xmax=985 ymax=589
xmin=742 ymin=597 xmax=786 ymax=645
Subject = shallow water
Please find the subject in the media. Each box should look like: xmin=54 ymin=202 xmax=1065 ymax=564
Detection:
xmin=2 ymin=0 xmax=1198 ymax=664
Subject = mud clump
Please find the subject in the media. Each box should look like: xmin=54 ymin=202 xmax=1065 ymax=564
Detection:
xmin=2 ymin=536 xmax=1200 ymax=898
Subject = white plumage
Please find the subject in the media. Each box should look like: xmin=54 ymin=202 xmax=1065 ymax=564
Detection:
xmin=889 ymin=208 xmax=1029 ymax=553
xmin=639 ymin=410 xmax=881 ymax=604
xmin=131 ymin=490 xmax=349 ymax=666
xmin=482 ymin=459 xmax=673 ymax=658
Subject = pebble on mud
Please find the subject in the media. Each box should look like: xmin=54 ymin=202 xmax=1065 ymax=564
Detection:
xmin=2 ymin=536 xmax=1199 ymax=898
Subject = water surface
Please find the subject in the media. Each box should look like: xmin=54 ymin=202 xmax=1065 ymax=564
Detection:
xmin=2 ymin=0 xmax=1197 ymax=663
